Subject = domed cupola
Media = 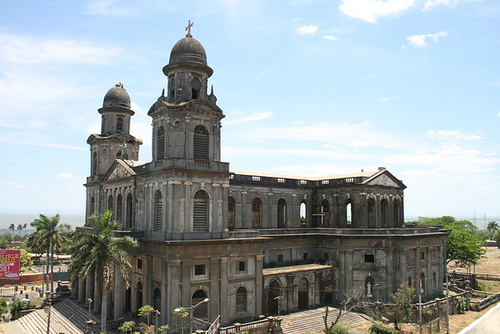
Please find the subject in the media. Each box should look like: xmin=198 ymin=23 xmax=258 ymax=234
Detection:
xmin=98 ymin=83 xmax=135 ymax=136
xmin=162 ymin=21 xmax=214 ymax=103
xmin=103 ymin=83 xmax=131 ymax=109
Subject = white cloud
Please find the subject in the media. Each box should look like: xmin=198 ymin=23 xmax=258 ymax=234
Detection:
xmin=427 ymin=129 xmax=482 ymax=141
xmin=224 ymin=111 xmax=273 ymax=124
xmin=296 ymin=25 xmax=318 ymax=35
xmin=58 ymin=173 xmax=78 ymax=180
xmin=323 ymin=35 xmax=338 ymax=41
xmin=0 ymin=33 xmax=122 ymax=65
xmin=498 ymin=112 xmax=500 ymax=117
xmin=405 ymin=31 xmax=447 ymax=48
xmin=423 ymin=0 xmax=451 ymax=11
xmin=339 ymin=0 xmax=416 ymax=23
xmin=1 ymin=182 xmax=24 ymax=189
xmin=381 ymin=96 xmax=399 ymax=102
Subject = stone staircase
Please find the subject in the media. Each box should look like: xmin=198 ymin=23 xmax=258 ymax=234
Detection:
xmin=16 ymin=303 xmax=84 ymax=334
xmin=280 ymin=307 xmax=369 ymax=334
xmin=52 ymin=298 xmax=99 ymax=332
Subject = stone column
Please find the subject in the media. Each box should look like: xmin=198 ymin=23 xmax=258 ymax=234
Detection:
xmin=78 ymin=278 xmax=84 ymax=302
xmin=146 ymin=256 xmax=153 ymax=306
xmin=181 ymin=260 xmax=192 ymax=307
xmin=286 ymin=274 xmax=295 ymax=313
xmin=255 ymin=255 xmax=264 ymax=316
xmin=161 ymin=261 xmax=168 ymax=325
xmin=210 ymin=257 xmax=221 ymax=320
xmin=113 ymin=267 xmax=124 ymax=320
xmin=167 ymin=260 xmax=182 ymax=326
xmin=358 ymin=193 xmax=367 ymax=228
xmin=220 ymin=257 xmax=229 ymax=323
xmin=241 ymin=191 xmax=248 ymax=228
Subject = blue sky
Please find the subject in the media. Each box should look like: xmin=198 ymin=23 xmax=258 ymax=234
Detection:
xmin=0 ymin=0 xmax=499 ymax=219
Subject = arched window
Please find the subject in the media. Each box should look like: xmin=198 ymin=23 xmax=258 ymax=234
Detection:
xmin=346 ymin=199 xmax=353 ymax=227
xmin=155 ymin=191 xmax=163 ymax=231
xmin=300 ymin=201 xmax=307 ymax=227
xmin=157 ymin=126 xmax=165 ymax=160
xmin=108 ymin=195 xmax=113 ymax=216
xmin=126 ymin=193 xmax=133 ymax=229
xmin=153 ymin=288 xmax=161 ymax=313
xmin=278 ymin=199 xmax=287 ymax=228
xmin=236 ymin=287 xmax=247 ymax=313
xmin=320 ymin=199 xmax=329 ymax=227
xmin=381 ymin=198 xmax=389 ymax=227
xmin=194 ymin=125 xmax=209 ymax=160
xmin=191 ymin=77 xmax=201 ymax=99
xmin=92 ymin=152 xmax=98 ymax=175
xmin=90 ymin=197 xmax=95 ymax=216
xmin=393 ymin=199 xmax=401 ymax=227
xmin=228 ymin=196 xmax=235 ymax=231
xmin=192 ymin=290 xmax=208 ymax=320
xmin=117 ymin=117 xmax=123 ymax=133
xmin=169 ymin=78 xmax=175 ymax=101
xmin=193 ymin=190 xmax=209 ymax=232
xmin=116 ymin=194 xmax=123 ymax=228
xmin=368 ymin=198 xmax=375 ymax=228
xmin=252 ymin=198 xmax=262 ymax=228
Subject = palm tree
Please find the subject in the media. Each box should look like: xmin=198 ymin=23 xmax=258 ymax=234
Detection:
xmin=8 ymin=224 xmax=15 ymax=233
xmin=28 ymin=214 xmax=67 ymax=296
xmin=70 ymin=210 xmax=138 ymax=332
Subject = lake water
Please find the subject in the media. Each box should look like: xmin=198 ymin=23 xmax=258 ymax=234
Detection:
xmin=0 ymin=213 xmax=85 ymax=232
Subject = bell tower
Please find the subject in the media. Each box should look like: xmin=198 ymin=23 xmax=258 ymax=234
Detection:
xmin=148 ymin=24 xmax=224 ymax=171
xmin=87 ymin=83 xmax=142 ymax=179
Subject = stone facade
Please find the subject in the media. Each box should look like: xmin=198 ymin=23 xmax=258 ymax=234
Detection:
xmin=76 ymin=30 xmax=449 ymax=329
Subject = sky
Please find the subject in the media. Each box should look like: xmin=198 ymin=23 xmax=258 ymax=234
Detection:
xmin=0 ymin=0 xmax=499 ymax=221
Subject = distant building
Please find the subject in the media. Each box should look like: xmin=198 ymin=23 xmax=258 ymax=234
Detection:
xmin=75 ymin=27 xmax=449 ymax=328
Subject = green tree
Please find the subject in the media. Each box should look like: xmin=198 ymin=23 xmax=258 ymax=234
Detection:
xmin=487 ymin=221 xmax=499 ymax=231
xmin=28 ymin=214 xmax=69 ymax=296
xmin=389 ymin=284 xmax=415 ymax=330
xmin=70 ymin=210 xmax=138 ymax=333
xmin=417 ymin=216 xmax=485 ymax=267
xmin=8 ymin=224 xmax=15 ymax=233
xmin=118 ymin=320 xmax=136 ymax=334
xmin=15 ymin=248 xmax=33 ymax=272
xmin=138 ymin=305 xmax=155 ymax=326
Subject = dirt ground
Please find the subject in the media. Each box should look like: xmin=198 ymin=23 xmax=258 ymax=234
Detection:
xmin=348 ymin=247 xmax=500 ymax=334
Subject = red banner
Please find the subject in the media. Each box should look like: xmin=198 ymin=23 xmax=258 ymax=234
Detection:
xmin=0 ymin=250 xmax=21 ymax=279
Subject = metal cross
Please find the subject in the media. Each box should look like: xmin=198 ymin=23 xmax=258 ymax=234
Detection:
xmin=185 ymin=20 xmax=193 ymax=37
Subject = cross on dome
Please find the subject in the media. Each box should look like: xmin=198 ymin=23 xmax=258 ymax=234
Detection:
xmin=185 ymin=20 xmax=193 ymax=37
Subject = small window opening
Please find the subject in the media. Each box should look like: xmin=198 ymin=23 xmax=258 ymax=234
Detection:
xmin=137 ymin=259 xmax=143 ymax=269
xmin=277 ymin=254 xmax=283 ymax=263
xmin=365 ymin=254 xmax=375 ymax=263
xmin=303 ymin=252 xmax=309 ymax=261
xmin=239 ymin=261 xmax=246 ymax=272
xmin=195 ymin=264 xmax=206 ymax=276
xmin=117 ymin=117 xmax=123 ymax=133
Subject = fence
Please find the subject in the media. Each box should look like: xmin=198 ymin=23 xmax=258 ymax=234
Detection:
xmin=218 ymin=317 xmax=282 ymax=334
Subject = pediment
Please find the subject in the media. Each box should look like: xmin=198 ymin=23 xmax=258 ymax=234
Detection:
xmin=364 ymin=170 xmax=406 ymax=189
xmin=104 ymin=160 xmax=136 ymax=181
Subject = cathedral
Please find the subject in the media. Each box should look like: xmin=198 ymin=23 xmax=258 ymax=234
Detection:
xmin=77 ymin=26 xmax=449 ymax=329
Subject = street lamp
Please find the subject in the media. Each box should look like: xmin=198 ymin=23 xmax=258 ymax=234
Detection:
xmin=274 ymin=295 xmax=283 ymax=318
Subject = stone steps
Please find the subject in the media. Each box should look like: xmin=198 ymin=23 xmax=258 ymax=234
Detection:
xmin=280 ymin=306 xmax=369 ymax=334
xmin=52 ymin=298 xmax=98 ymax=332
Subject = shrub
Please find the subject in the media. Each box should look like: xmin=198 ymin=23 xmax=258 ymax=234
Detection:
xmin=457 ymin=296 xmax=468 ymax=314
xmin=369 ymin=323 xmax=400 ymax=334
xmin=325 ymin=324 xmax=350 ymax=334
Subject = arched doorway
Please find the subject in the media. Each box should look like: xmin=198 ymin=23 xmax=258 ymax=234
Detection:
xmin=153 ymin=288 xmax=161 ymax=312
xmin=323 ymin=273 xmax=333 ymax=305
xmin=125 ymin=287 xmax=131 ymax=312
xmin=192 ymin=290 xmax=208 ymax=320
xmin=267 ymin=281 xmax=280 ymax=315
xmin=298 ymin=277 xmax=309 ymax=310
xmin=136 ymin=282 xmax=143 ymax=310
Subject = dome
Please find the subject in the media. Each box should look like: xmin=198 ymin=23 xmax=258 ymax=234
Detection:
xmin=103 ymin=83 xmax=131 ymax=109
xmin=169 ymin=36 xmax=207 ymax=66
